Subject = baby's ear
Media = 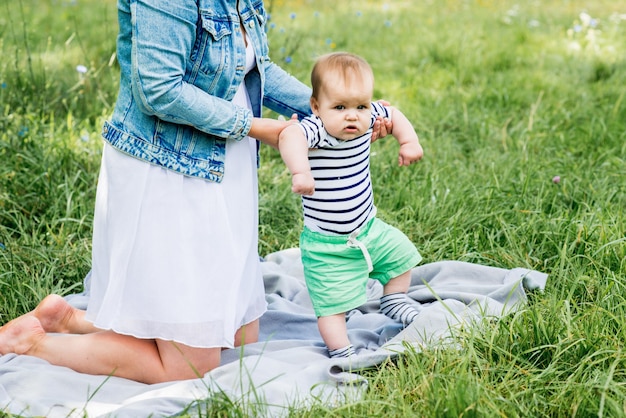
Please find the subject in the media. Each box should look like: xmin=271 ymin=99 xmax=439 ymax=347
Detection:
xmin=310 ymin=97 xmax=320 ymax=115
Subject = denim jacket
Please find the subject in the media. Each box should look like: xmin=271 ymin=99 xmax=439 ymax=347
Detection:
xmin=102 ymin=0 xmax=312 ymax=182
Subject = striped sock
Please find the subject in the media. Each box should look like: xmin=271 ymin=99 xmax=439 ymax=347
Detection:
xmin=380 ymin=292 xmax=420 ymax=325
xmin=328 ymin=344 xmax=355 ymax=358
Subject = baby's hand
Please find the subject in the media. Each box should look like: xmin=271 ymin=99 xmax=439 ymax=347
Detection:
xmin=398 ymin=142 xmax=424 ymax=166
xmin=292 ymin=172 xmax=315 ymax=196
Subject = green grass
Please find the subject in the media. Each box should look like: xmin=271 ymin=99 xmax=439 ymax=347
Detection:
xmin=2 ymin=0 xmax=626 ymax=416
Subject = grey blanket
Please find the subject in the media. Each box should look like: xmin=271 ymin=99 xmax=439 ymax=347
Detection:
xmin=0 ymin=248 xmax=547 ymax=417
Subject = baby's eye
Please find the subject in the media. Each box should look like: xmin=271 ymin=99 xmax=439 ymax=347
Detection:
xmin=334 ymin=105 xmax=345 ymax=110
xmin=357 ymin=104 xmax=368 ymax=110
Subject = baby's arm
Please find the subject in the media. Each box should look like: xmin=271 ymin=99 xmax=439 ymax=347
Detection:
xmin=388 ymin=107 xmax=424 ymax=166
xmin=249 ymin=117 xmax=294 ymax=148
xmin=248 ymin=117 xmax=314 ymax=195
xmin=278 ymin=124 xmax=315 ymax=196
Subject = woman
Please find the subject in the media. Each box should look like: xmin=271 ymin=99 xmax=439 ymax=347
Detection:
xmin=0 ymin=0 xmax=390 ymax=384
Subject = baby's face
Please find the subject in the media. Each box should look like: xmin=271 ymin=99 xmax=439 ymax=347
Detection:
xmin=311 ymin=72 xmax=373 ymax=141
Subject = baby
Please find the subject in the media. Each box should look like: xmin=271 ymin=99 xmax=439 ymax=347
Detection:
xmin=278 ymin=52 xmax=424 ymax=358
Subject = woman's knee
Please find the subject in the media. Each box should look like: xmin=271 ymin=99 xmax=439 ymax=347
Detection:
xmin=234 ymin=319 xmax=259 ymax=347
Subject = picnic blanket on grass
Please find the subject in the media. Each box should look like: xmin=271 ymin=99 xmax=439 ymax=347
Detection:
xmin=0 ymin=248 xmax=548 ymax=417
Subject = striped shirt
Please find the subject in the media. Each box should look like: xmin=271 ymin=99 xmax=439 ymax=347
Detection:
xmin=300 ymin=102 xmax=392 ymax=235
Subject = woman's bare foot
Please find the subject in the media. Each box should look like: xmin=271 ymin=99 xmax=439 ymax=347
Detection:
xmin=33 ymin=294 xmax=78 ymax=333
xmin=0 ymin=315 xmax=46 ymax=355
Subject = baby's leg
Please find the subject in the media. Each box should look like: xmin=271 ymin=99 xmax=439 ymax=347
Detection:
xmin=317 ymin=313 xmax=354 ymax=358
xmin=381 ymin=270 xmax=420 ymax=325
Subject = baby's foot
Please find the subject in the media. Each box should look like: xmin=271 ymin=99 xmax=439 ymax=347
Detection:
xmin=33 ymin=294 xmax=77 ymax=333
xmin=0 ymin=315 xmax=45 ymax=355
xmin=328 ymin=344 xmax=355 ymax=358
xmin=380 ymin=292 xmax=420 ymax=326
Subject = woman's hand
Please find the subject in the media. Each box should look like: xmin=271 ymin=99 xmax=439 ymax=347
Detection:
xmin=372 ymin=100 xmax=392 ymax=142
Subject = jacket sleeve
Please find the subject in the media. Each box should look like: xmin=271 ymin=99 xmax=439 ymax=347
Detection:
xmin=129 ymin=0 xmax=251 ymax=141
xmin=262 ymin=61 xmax=312 ymax=120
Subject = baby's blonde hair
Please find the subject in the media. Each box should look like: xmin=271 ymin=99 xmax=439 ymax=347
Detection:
xmin=310 ymin=52 xmax=374 ymax=99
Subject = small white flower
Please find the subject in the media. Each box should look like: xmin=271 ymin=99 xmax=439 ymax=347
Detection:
xmin=567 ymin=41 xmax=582 ymax=52
xmin=76 ymin=65 xmax=88 ymax=74
xmin=605 ymin=45 xmax=617 ymax=56
xmin=585 ymin=28 xmax=597 ymax=43
xmin=579 ymin=12 xmax=592 ymax=27
xmin=506 ymin=6 xmax=519 ymax=17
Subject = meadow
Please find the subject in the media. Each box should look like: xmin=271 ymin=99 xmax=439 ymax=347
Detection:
xmin=1 ymin=0 xmax=625 ymax=416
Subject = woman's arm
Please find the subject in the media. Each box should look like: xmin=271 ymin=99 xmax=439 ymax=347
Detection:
xmin=262 ymin=61 xmax=312 ymax=119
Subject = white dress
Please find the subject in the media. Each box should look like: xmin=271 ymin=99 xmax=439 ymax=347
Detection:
xmin=86 ymin=39 xmax=267 ymax=349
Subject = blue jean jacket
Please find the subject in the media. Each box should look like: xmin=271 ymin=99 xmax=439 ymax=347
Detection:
xmin=102 ymin=0 xmax=312 ymax=181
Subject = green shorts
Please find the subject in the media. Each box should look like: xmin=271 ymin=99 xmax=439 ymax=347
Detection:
xmin=300 ymin=217 xmax=422 ymax=317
